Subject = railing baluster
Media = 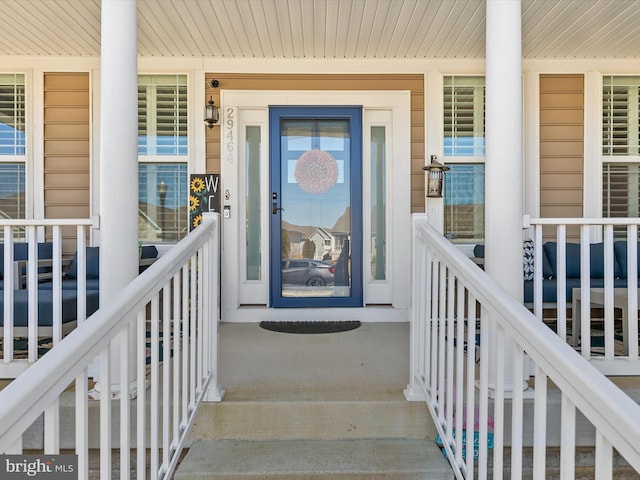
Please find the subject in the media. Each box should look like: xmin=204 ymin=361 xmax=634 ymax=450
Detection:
xmin=445 ymin=272 xmax=455 ymax=448
xmin=437 ymin=263 xmax=446 ymax=427
xmin=533 ymin=225 xmax=543 ymax=321
xmin=627 ymin=225 xmax=638 ymax=360
xmin=454 ymin=280 xmax=465 ymax=467
xmin=99 ymin=346 xmax=112 ymax=480
xmin=559 ymin=395 xmax=576 ymax=479
xmin=580 ymin=224 xmax=592 ymax=358
xmin=197 ymin=249 xmax=204 ymax=390
xmin=511 ymin=347 xmax=525 ymax=480
xmin=52 ymin=225 xmax=62 ymax=344
xmin=464 ymin=294 xmax=477 ymax=479
xmin=428 ymin=254 xmax=436 ymax=396
xmin=136 ymin=310 xmax=147 ymax=480
xmin=27 ymin=225 xmax=38 ymax=362
xmin=477 ymin=307 xmax=489 ymax=479
xmin=75 ymin=369 xmax=89 ymax=480
xmin=120 ymin=328 xmax=130 ymax=480
xmin=172 ymin=274 xmax=181 ymax=447
xmin=181 ymin=265 xmax=189 ymax=429
xmin=532 ymin=366 xmax=547 ymax=480
xmin=150 ymin=294 xmax=160 ymax=479
xmin=44 ymin=399 xmax=60 ymax=454
xmin=557 ymin=225 xmax=567 ymax=341
xmin=493 ymin=323 xmax=505 ymax=480
xmin=595 ymin=430 xmax=613 ymax=480
xmin=190 ymin=255 xmax=197 ymax=409
xmin=162 ymin=284 xmax=171 ymax=473
xmin=604 ymin=224 xmax=615 ymax=359
xmin=3 ymin=227 xmax=14 ymax=363
xmin=76 ymin=225 xmax=87 ymax=325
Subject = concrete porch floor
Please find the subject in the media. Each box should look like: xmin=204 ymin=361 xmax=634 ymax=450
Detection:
xmin=216 ymin=321 xmax=411 ymax=402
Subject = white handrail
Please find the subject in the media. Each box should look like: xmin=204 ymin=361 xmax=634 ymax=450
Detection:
xmin=0 ymin=218 xmax=97 ymax=227
xmin=0 ymin=213 xmax=222 ymax=480
xmin=408 ymin=215 xmax=640 ymax=479
xmin=524 ymin=215 xmax=640 ymax=226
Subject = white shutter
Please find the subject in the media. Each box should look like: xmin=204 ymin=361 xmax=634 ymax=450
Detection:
xmin=443 ymin=76 xmax=485 ymax=157
xmin=0 ymin=74 xmax=25 ymax=155
xmin=602 ymin=76 xmax=640 ymax=156
xmin=138 ymin=75 xmax=188 ymax=156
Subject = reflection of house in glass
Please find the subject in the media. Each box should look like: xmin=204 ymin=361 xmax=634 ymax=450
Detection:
xmin=284 ymin=225 xmax=349 ymax=262
xmin=0 ymin=163 xmax=26 ymax=222
xmin=282 ymin=207 xmax=350 ymax=261
xmin=138 ymin=201 xmax=185 ymax=243
xmin=443 ymin=164 xmax=485 ymax=243
xmin=306 ymin=227 xmax=348 ymax=261
xmin=308 ymin=227 xmax=332 ymax=259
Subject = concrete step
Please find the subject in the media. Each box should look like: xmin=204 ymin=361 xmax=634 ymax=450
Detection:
xmin=174 ymin=439 xmax=454 ymax=479
xmin=189 ymin=400 xmax=436 ymax=441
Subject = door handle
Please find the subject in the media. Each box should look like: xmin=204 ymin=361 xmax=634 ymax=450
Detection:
xmin=272 ymin=203 xmax=284 ymax=214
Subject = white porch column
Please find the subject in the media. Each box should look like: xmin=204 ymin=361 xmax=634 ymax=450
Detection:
xmin=92 ymin=0 xmax=139 ymax=398
xmin=485 ymin=0 xmax=525 ymax=393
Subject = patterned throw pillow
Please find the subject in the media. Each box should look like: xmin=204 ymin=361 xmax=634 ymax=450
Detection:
xmin=523 ymin=239 xmax=535 ymax=281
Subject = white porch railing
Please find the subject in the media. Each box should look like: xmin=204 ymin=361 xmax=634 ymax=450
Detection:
xmin=406 ymin=214 xmax=640 ymax=479
xmin=1 ymin=218 xmax=97 ymax=378
xmin=0 ymin=213 xmax=222 ymax=480
xmin=524 ymin=217 xmax=639 ymax=375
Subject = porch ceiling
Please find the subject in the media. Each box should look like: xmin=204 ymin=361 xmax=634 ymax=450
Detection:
xmin=1 ymin=0 xmax=640 ymax=59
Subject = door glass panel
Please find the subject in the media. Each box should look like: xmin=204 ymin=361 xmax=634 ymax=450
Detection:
xmin=370 ymin=126 xmax=386 ymax=280
xmin=279 ymin=119 xmax=351 ymax=298
xmin=245 ymin=126 xmax=261 ymax=280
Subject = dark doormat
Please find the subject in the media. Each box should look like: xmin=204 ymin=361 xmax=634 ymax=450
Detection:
xmin=259 ymin=320 xmax=361 ymax=334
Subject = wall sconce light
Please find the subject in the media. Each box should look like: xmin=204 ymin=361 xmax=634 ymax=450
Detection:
xmin=204 ymin=78 xmax=220 ymax=129
xmin=204 ymin=96 xmax=219 ymax=128
xmin=423 ymin=154 xmax=450 ymax=198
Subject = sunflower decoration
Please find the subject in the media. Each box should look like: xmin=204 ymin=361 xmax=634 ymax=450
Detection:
xmin=294 ymin=149 xmax=339 ymax=194
xmin=192 ymin=214 xmax=203 ymax=229
xmin=189 ymin=195 xmax=200 ymax=211
xmin=190 ymin=176 xmax=205 ymax=193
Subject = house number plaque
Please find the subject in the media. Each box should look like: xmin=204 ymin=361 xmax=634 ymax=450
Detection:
xmin=225 ymin=106 xmax=236 ymax=164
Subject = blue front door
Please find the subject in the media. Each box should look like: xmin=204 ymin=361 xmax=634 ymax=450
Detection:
xmin=269 ymin=106 xmax=363 ymax=308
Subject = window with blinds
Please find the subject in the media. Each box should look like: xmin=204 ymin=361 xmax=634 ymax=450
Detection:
xmin=443 ymin=76 xmax=485 ymax=157
xmin=138 ymin=75 xmax=187 ymax=156
xmin=443 ymin=76 xmax=485 ymax=243
xmin=602 ymin=76 xmax=640 ymax=156
xmin=0 ymin=74 xmax=26 ymax=221
xmin=444 ymin=164 xmax=485 ymax=243
xmin=138 ymin=75 xmax=188 ymax=243
xmin=0 ymin=74 xmax=25 ymax=156
xmin=602 ymin=76 xmax=640 ymax=238
xmin=603 ymin=163 xmax=640 ymax=238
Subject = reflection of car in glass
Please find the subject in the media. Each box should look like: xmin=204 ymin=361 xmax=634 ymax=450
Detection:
xmin=281 ymin=259 xmax=335 ymax=286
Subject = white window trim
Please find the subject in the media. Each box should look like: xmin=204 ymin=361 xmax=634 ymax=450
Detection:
xmin=441 ymin=73 xmax=487 ymax=246
xmin=0 ymin=70 xmax=34 ymax=219
xmin=595 ymin=73 xmax=640 ymax=220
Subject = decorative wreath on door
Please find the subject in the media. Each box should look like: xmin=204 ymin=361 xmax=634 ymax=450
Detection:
xmin=294 ymin=149 xmax=339 ymax=194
